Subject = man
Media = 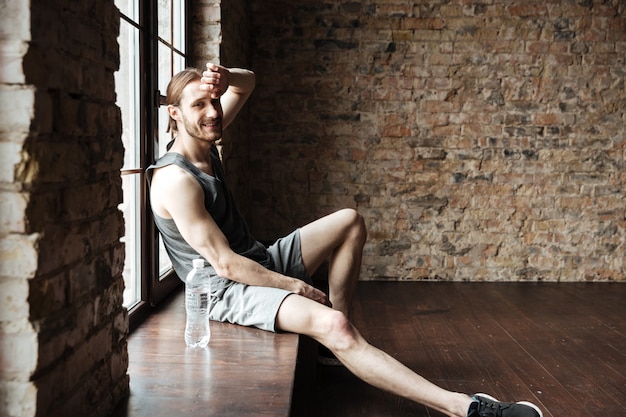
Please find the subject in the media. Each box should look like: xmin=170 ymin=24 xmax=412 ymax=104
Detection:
xmin=146 ymin=63 xmax=544 ymax=417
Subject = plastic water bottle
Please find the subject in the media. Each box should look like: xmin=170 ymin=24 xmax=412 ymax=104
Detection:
xmin=184 ymin=258 xmax=211 ymax=348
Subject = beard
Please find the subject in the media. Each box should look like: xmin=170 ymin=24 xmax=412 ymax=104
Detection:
xmin=181 ymin=114 xmax=223 ymax=144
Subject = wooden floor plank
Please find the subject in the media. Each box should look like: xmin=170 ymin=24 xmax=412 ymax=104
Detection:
xmin=308 ymin=282 xmax=626 ymax=417
xmin=473 ymin=283 xmax=626 ymax=415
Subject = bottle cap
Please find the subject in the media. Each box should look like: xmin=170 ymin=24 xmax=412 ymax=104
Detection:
xmin=192 ymin=258 xmax=205 ymax=269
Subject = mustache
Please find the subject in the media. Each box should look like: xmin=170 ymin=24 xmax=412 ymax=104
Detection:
xmin=200 ymin=117 xmax=221 ymax=125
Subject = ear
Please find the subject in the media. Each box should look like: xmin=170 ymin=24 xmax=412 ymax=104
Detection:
xmin=167 ymin=104 xmax=181 ymax=122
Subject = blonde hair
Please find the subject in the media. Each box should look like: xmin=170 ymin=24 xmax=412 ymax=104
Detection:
xmin=165 ymin=68 xmax=203 ymax=132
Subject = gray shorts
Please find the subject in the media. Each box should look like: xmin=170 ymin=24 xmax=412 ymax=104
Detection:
xmin=208 ymin=229 xmax=311 ymax=332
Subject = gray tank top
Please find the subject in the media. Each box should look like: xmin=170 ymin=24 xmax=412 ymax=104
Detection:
xmin=146 ymin=146 xmax=269 ymax=282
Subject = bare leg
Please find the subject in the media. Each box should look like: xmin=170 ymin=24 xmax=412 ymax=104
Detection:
xmin=299 ymin=208 xmax=366 ymax=319
xmin=276 ymin=294 xmax=473 ymax=417
xmin=290 ymin=210 xmax=541 ymax=417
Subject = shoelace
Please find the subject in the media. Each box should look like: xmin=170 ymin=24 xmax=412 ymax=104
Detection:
xmin=471 ymin=399 xmax=512 ymax=417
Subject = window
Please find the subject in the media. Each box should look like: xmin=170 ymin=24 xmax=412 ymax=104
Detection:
xmin=115 ymin=0 xmax=188 ymax=327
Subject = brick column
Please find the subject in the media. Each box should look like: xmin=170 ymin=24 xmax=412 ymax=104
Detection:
xmin=0 ymin=1 xmax=129 ymax=416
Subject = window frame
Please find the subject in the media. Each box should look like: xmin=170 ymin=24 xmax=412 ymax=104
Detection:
xmin=146 ymin=0 xmax=190 ymax=309
xmin=117 ymin=0 xmax=190 ymax=330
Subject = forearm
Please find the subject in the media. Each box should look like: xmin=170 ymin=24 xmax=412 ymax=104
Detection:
xmin=226 ymin=68 xmax=255 ymax=95
xmin=215 ymin=251 xmax=298 ymax=291
xmin=205 ymin=248 xmax=329 ymax=305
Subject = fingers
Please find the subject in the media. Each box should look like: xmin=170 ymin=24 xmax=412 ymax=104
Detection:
xmin=199 ymin=79 xmax=221 ymax=98
xmin=199 ymin=72 xmax=220 ymax=89
xmin=200 ymin=63 xmax=228 ymax=98
xmin=201 ymin=73 xmax=220 ymax=84
xmin=310 ymin=286 xmax=332 ymax=307
xmin=202 ymin=62 xmax=225 ymax=82
xmin=205 ymin=62 xmax=222 ymax=72
xmin=292 ymin=280 xmax=331 ymax=307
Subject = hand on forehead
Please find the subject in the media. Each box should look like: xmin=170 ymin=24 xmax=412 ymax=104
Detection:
xmin=199 ymin=63 xmax=229 ymax=98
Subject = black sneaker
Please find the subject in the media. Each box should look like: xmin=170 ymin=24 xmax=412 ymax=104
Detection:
xmin=468 ymin=393 xmax=543 ymax=417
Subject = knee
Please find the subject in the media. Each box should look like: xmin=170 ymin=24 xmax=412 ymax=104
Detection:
xmin=339 ymin=208 xmax=367 ymax=246
xmin=320 ymin=309 xmax=359 ymax=352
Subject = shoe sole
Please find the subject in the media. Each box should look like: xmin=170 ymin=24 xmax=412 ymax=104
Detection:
xmin=475 ymin=393 xmax=544 ymax=417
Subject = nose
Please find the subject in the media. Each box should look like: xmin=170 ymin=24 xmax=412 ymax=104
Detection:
xmin=205 ymin=103 xmax=218 ymax=117
xmin=205 ymin=101 xmax=220 ymax=119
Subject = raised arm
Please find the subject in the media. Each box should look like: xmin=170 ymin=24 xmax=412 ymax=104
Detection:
xmin=200 ymin=63 xmax=255 ymax=129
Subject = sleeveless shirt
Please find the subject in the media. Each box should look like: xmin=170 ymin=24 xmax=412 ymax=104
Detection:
xmin=146 ymin=146 xmax=269 ymax=282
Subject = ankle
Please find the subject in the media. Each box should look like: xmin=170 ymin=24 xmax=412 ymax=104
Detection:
xmin=455 ymin=393 xmax=474 ymax=417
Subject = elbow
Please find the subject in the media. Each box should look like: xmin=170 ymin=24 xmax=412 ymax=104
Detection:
xmin=245 ymin=70 xmax=256 ymax=92
xmin=211 ymin=253 xmax=237 ymax=280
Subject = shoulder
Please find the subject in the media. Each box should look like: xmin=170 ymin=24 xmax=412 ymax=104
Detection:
xmin=151 ymin=163 xmax=200 ymax=194
xmin=150 ymin=163 xmax=203 ymax=218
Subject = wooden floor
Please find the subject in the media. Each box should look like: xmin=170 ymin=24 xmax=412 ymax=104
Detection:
xmin=306 ymin=282 xmax=626 ymax=417
xmin=114 ymin=282 xmax=626 ymax=417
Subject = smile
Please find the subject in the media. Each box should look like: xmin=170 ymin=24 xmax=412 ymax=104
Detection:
xmin=202 ymin=121 xmax=220 ymax=128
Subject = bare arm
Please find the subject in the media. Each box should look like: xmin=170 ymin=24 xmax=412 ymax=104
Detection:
xmin=200 ymin=63 xmax=255 ymax=129
xmin=151 ymin=165 xmax=329 ymax=305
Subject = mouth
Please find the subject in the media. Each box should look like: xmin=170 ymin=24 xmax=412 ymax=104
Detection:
xmin=201 ymin=119 xmax=221 ymax=129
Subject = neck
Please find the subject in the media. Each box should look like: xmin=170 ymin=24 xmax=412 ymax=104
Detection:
xmin=169 ymin=133 xmax=216 ymax=175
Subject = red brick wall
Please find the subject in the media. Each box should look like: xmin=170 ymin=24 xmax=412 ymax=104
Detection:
xmin=243 ymin=0 xmax=625 ymax=281
xmin=0 ymin=0 xmax=128 ymax=415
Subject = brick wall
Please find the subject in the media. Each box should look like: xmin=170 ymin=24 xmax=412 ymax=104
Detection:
xmin=219 ymin=0 xmax=254 ymax=214
xmin=0 ymin=0 xmax=128 ymax=416
xmin=245 ymin=0 xmax=625 ymax=282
